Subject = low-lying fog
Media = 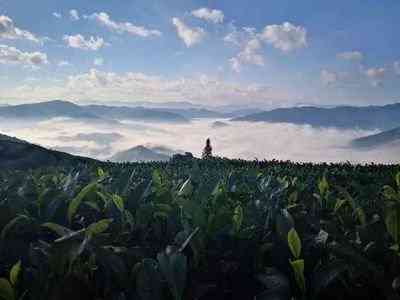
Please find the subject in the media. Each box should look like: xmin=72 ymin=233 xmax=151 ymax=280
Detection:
xmin=1 ymin=118 xmax=399 ymax=164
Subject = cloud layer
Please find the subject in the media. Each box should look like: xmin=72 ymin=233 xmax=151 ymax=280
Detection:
xmin=88 ymin=12 xmax=161 ymax=37
xmin=0 ymin=44 xmax=48 ymax=66
xmin=191 ymin=8 xmax=224 ymax=24
xmin=0 ymin=15 xmax=39 ymax=43
xmin=0 ymin=117 xmax=398 ymax=164
xmin=172 ymin=17 xmax=205 ymax=47
xmin=63 ymin=34 xmax=105 ymax=50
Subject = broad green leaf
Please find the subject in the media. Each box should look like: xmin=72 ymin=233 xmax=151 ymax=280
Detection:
xmin=232 ymin=204 xmax=243 ymax=233
xmin=318 ymin=176 xmax=329 ymax=197
xmin=396 ymin=172 xmax=400 ymax=189
xmin=41 ymin=223 xmax=73 ymax=237
xmin=135 ymin=259 xmax=162 ymax=300
xmin=355 ymin=207 xmax=366 ymax=226
xmin=288 ymin=228 xmax=302 ymax=259
xmin=0 ymin=278 xmax=14 ymax=300
xmin=86 ymin=219 xmax=113 ymax=237
xmin=290 ymin=259 xmax=305 ymax=292
xmin=288 ymin=191 xmax=298 ymax=205
xmin=276 ymin=209 xmax=294 ymax=241
xmin=96 ymin=168 xmax=105 ymax=178
xmin=385 ymin=206 xmax=400 ymax=244
xmin=334 ymin=199 xmax=348 ymax=214
xmin=9 ymin=261 xmax=21 ymax=286
xmin=383 ymin=185 xmax=398 ymax=201
xmin=68 ymin=182 xmax=98 ymax=223
xmin=157 ymin=251 xmax=187 ymax=300
xmin=111 ymin=194 xmax=124 ymax=212
xmin=1 ymin=215 xmax=31 ymax=240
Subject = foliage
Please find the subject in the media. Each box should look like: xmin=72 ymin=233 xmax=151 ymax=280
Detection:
xmin=0 ymin=157 xmax=399 ymax=299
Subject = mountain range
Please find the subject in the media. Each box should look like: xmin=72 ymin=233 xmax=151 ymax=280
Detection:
xmin=233 ymin=103 xmax=400 ymax=130
xmin=351 ymin=126 xmax=400 ymax=149
xmin=0 ymin=100 xmax=189 ymax=123
xmin=0 ymin=100 xmax=261 ymax=123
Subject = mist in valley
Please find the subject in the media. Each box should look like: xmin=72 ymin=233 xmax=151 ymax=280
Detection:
xmin=0 ymin=117 xmax=398 ymax=164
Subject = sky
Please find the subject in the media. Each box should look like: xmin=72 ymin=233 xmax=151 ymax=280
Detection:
xmin=0 ymin=0 xmax=399 ymax=108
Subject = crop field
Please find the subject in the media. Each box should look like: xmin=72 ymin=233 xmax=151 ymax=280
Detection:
xmin=0 ymin=157 xmax=399 ymax=300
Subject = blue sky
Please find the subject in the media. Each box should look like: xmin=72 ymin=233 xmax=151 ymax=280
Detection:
xmin=0 ymin=0 xmax=399 ymax=107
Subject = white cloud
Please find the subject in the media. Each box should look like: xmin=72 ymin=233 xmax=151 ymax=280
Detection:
xmin=0 ymin=68 xmax=294 ymax=105
xmin=53 ymin=12 xmax=62 ymax=19
xmin=0 ymin=44 xmax=48 ymax=66
xmin=365 ymin=67 xmax=385 ymax=87
xmin=260 ymin=22 xmax=307 ymax=52
xmin=229 ymin=38 xmax=264 ymax=72
xmin=320 ymin=69 xmax=338 ymax=86
xmin=394 ymin=61 xmax=400 ymax=75
xmin=172 ymin=18 xmax=205 ymax=47
xmin=69 ymin=9 xmax=80 ymax=21
xmin=94 ymin=57 xmax=104 ymax=66
xmin=337 ymin=51 xmax=363 ymax=62
xmin=0 ymin=15 xmax=39 ymax=43
xmin=58 ymin=60 xmax=71 ymax=67
xmin=88 ymin=12 xmax=161 ymax=37
xmin=63 ymin=34 xmax=105 ymax=51
xmin=225 ymin=27 xmax=264 ymax=72
xmin=191 ymin=8 xmax=224 ymax=24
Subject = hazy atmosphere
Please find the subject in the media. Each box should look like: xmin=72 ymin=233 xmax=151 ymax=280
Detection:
xmin=1 ymin=0 xmax=399 ymax=163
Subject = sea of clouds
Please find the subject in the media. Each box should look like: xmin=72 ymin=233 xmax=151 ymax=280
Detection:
xmin=0 ymin=117 xmax=398 ymax=164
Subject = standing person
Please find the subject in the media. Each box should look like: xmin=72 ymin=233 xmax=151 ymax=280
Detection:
xmin=202 ymin=138 xmax=212 ymax=159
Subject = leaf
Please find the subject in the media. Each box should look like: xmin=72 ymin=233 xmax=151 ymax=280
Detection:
xmin=311 ymin=261 xmax=348 ymax=299
xmin=68 ymin=182 xmax=98 ymax=223
xmin=334 ymin=199 xmax=348 ymax=214
xmin=157 ymin=251 xmax=187 ymax=300
xmin=9 ymin=261 xmax=21 ymax=286
xmin=96 ymin=168 xmax=105 ymax=178
xmin=288 ymin=228 xmax=302 ymax=259
xmin=178 ymin=178 xmax=193 ymax=197
xmin=396 ymin=172 xmax=400 ymax=189
xmin=1 ymin=215 xmax=31 ymax=240
xmin=318 ymin=176 xmax=329 ymax=197
xmin=0 ymin=278 xmax=14 ymax=300
xmin=135 ymin=259 xmax=162 ymax=300
xmin=385 ymin=206 xmax=400 ymax=244
xmin=290 ymin=259 xmax=305 ymax=292
xmin=383 ymin=186 xmax=398 ymax=202
xmin=41 ymin=223 xmax=73 ymax=237
xmin=111 ymin=194 xmax=124 ymax=212
xmin=255 ymin=268 xmax=290 ymax=300
xmin=276 ymin=209 xmax=294 ymax=241
xmin=86 ymin=219 xmax=113 ymax=237
xmin=354 ymin=207 xmax=366 ymax=226
xmin=288 ymin=191 xmax=298 ymax=205
xmin=232 ymin=204 xmax=243 ymax=233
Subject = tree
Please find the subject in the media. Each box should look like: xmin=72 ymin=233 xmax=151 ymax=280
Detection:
xmin=202 ymin=138 xmax=212 ymax=159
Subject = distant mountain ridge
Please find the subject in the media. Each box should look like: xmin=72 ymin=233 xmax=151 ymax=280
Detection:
xmin=351 ymin=126 xmax=400 ymax=148
xmin=0 ymin=100 xmax=189 ymax=123
xmin=233 ymin=103 xmax=400 ymax=130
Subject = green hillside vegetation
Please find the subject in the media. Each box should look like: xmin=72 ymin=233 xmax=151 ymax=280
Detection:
xmin=0 ymin=156 xmax=399 ymax=300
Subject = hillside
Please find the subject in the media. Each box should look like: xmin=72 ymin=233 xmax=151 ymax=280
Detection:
xmin=351 ymin=126 xmax=400 ymax=148
xmin=233 ymin=103 xmax=400 ymax=130
xmin=0 ymin=133 xmax=95 ymax=169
